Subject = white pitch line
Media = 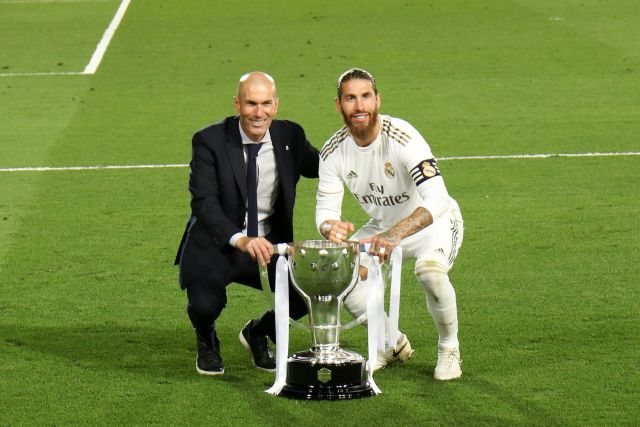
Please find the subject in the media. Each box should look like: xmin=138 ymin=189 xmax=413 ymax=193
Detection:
xmin=1 ymin=152 xmax=639 ymax=173
xmin=0 ymin=0 xmax=129 ymax=77
xmin=439 ymin=151 xmax=640 ymax=161
xmin=82 ymin=0 xmax=130 ymax=74
xmin=0 ymin=164 xmax=188 ymax=172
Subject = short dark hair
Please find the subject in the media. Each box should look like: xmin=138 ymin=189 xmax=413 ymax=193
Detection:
xmin=337 ymin=68 xmax=377 ymax=99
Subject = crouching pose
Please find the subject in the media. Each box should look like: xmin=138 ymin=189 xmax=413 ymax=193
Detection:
xmin=175 ymin=72 xmax=319 ymax=376
xmin=316 ymin=68 xmax=464 ymax=380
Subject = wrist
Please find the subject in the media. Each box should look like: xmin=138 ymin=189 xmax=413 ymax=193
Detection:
xmin=235 ymin=235 xmax=250 ymax=250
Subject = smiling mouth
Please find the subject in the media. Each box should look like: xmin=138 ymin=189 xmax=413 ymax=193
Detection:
xmin=351 ymin=113 xmax=368 ymax=123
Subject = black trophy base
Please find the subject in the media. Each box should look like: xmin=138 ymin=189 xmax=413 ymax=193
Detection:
xmin=278 ymin=355 xmax=375 ymax=400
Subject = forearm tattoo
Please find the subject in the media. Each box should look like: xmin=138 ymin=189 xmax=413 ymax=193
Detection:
xmin=383 ymin=207 xmax=433 ymax=241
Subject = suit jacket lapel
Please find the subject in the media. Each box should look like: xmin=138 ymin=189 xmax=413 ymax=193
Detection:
xmin=271 ymin=123 xmax=293 ymax=212
xmin=224 ymin=117 xmax=247 ymax=202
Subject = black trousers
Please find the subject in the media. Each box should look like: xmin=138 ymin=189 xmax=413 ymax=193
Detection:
xmin=182 ymin=247 xmax=307 ymax=343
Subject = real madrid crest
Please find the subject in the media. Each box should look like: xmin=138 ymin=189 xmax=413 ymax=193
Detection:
xmin=422 ymin=161 xmax=437 ymax=178
xmin=384 ymin=161 xmax=396 ymax=178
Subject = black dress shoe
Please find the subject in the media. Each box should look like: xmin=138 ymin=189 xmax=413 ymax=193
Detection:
xmin=195 ymin=330 xmax=224 ymax=376
xmin=239 ymin=320 xmax=276 ymax=372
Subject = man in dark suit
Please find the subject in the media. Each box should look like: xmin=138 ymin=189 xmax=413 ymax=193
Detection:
xmin=175 ymin=72 xmax=319 ymax=376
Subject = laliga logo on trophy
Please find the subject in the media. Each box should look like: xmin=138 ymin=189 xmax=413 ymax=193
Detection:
xmin=279 ymin=240 xmax=375 ymax=400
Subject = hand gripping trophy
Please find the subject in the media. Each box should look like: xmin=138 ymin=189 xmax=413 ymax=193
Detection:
xmin=266 ymin=240 xmax=377 ymax=400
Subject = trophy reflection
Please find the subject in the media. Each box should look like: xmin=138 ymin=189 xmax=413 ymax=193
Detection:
xmin=279 ymin=240 xmax=375 ymax=400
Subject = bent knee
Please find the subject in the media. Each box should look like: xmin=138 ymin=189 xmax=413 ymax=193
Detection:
xmin=415 ymin=259 xmax=448 ymax=277
xmin=187 ymin=286 xmax=227 ymax=318
xmin=415 ymin=259 xmax=450 ymax=297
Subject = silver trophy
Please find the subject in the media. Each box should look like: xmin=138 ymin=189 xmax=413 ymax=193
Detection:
xmin=278 ymin=240 xmax=375 ymax=400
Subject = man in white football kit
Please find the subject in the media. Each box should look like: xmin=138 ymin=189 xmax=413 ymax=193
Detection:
xmin=316 ymin=68 xmax=464 ymax=380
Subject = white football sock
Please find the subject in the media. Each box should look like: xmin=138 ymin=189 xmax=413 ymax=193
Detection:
xmin=417 ymin=270 xmax=459 ymax=349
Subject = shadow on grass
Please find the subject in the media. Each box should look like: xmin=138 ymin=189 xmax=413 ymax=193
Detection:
xmin=1 ymin=323 xmax=568 ymax=425
xmin=0 ymin=322 xmax=259 ymax=384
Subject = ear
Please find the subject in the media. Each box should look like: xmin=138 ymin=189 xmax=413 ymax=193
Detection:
xmin=273 ymin=96 xmax=279 ymax=115
xmin=233 ymin=96 xmax=241 ymax=114
xmin=335 ymin=96 xmax=342 ymax=113
xmin=376 ymin=93 xmax=381 ymax=109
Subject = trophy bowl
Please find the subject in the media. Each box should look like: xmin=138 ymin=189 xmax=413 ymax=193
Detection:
xmin=278 ymin=240 xmax=375 ymax=400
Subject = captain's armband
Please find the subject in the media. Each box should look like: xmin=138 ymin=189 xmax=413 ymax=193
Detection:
xmin=410 ymin=158 xmax=441 ymax=186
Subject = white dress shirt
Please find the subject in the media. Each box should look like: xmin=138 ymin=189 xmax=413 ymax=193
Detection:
xmin=229 ymin=124 xmax=279 ymax=247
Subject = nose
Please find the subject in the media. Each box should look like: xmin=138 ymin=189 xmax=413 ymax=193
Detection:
xmin=355 ymin=97 xmax=364 ymax=110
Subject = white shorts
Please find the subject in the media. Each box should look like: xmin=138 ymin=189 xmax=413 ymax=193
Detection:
xmin=351 ymin=205 xmax=464 ymax=272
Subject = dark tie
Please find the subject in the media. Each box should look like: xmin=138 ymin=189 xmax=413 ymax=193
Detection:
xmin=246 ymin=143 xmax=263 ymax=237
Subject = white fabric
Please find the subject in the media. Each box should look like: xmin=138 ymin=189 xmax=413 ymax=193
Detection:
xmin=236 ymin=124 xmax=278 ymax=240
xmin=316 ymin=115 xmax=455 ymax=231
xmin=266 ymin=250 xmax=290 ymax=395
xmin=419 ymin=271 xmax=459 ymax=349
xmin=342 ymin=212 xmax=462 ymax=347
xmin=366 ymin=256 xmax=383 ymax=395
xmin=315 ymin=114 xmax=465 ymax=375
xmin=388 ymin=247 xmax=403 ymax=348
xmin=342 ymin=244 xmax=403 ymax=344
xmin=352 ymin=207 xmax=463 ymax=270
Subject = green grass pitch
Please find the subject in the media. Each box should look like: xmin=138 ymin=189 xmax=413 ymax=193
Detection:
xmin=1 ymin=0 xmax=638 ymax=425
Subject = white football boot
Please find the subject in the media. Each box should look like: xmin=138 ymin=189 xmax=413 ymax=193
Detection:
xmin=433 ymin=346 xmax=462 ymax=380
xmin=374 ymin=333 xmax=415 ymax=371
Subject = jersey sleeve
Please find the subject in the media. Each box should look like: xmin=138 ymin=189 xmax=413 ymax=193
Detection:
xmin=315 ymin=153 xmax=345 ymax=230
xmin=400 ymin=124 xmax=452 ymax=221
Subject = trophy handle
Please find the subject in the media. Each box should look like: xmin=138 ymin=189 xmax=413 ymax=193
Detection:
xmin=257 ymin=245 xmax=309 ymax=330
xmin=259 ymin=243 xmax=372 ymax=330
xmin=258 ymin=243 xmax=370 ymax=330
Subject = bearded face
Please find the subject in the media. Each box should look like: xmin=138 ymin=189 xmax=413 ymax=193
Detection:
xmin=336 ymin=79 xmax=381 ymax=145
xmin=341 ymin=107 xmax=379 ymax=142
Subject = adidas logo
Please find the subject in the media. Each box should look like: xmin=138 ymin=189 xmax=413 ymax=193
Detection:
xmin=346 ymin=170 xmax=358 ymax=179
xmin=435 ymin=248 xmax=445 ymax=256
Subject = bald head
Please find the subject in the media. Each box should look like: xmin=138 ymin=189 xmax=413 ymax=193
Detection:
xmin=234 ymin=71 xmax=279 ymax=142
xmin=236 ymin=71 xmax=277 ymax=100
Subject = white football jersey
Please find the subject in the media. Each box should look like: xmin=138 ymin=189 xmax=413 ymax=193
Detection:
xmin=316 ymin=115 xmax=456 ymax=230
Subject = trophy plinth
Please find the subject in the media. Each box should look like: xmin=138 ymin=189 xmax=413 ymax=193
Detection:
xmin=279 ymin=240 xmax=374 ymax=400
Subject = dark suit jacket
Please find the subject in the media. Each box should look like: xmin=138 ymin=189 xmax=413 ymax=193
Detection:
xmin=175 ymin=116 xmax=319 ymax=289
